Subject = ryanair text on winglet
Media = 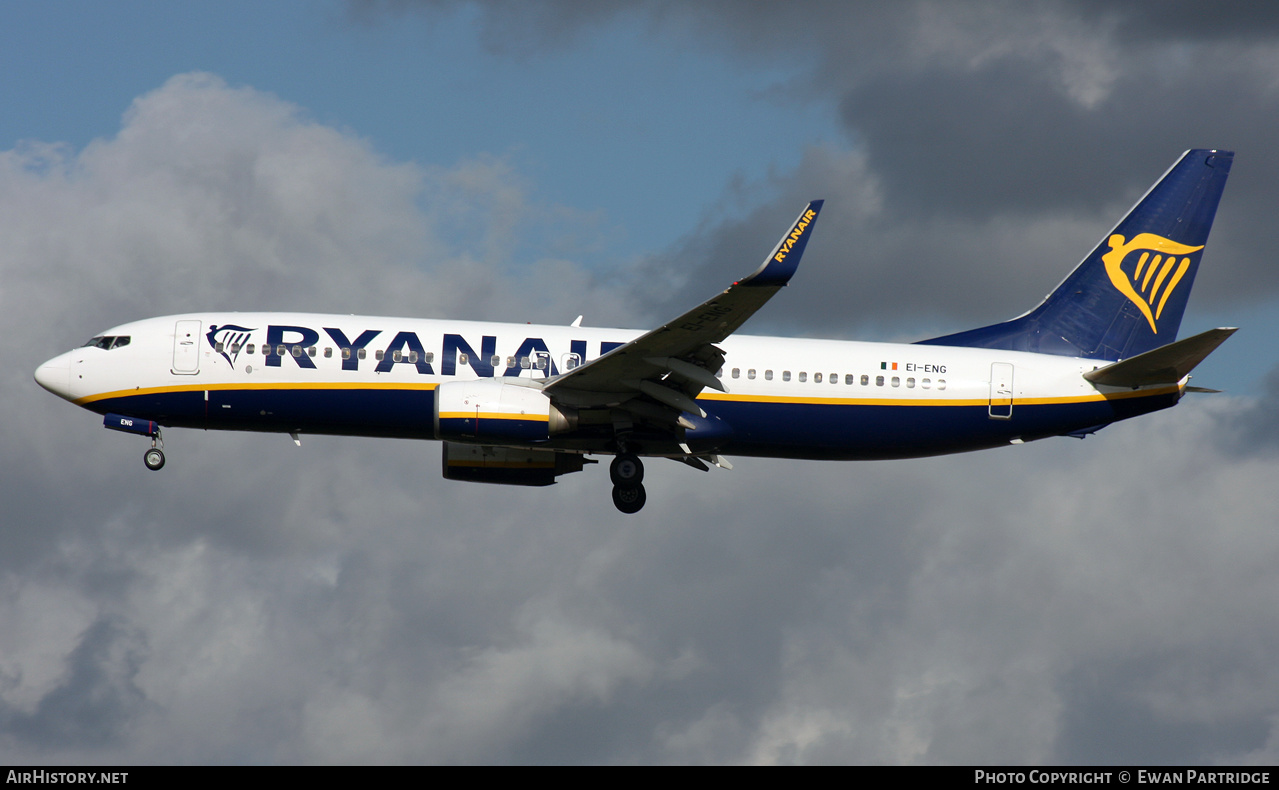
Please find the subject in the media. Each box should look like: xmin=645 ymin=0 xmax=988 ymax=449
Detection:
xmin=773 ymin=208 xmax=818 ymax=263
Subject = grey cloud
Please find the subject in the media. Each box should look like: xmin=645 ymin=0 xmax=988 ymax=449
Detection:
xmin=372 ymin=2 xmax=1279 ymax=328
xmin=1 ymin=618 xmax=147 ymax=750
xmin=1214 ymin=366 xmax=1279 ymax=456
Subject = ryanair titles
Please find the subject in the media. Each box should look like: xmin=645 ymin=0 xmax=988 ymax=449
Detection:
xmin=207 ymin=323 xmax=625 ymax=378
xmin=773 ymin=207 xmax=818 ymax=264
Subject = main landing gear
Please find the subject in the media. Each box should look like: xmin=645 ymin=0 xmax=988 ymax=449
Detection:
xmin=610 ymin=453 xmax=646 ymax=514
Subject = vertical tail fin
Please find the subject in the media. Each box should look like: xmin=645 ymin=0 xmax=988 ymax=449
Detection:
xmin=919 ymin=149 xmax=1233 ymax=360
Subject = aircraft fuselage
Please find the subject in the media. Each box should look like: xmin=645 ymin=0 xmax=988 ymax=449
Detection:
xmin=35 ymin=312 xmax=1179 ymax=461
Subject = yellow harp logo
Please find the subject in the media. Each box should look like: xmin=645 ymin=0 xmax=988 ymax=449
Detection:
xmin=1102 ymin=233 xmax=1203 ymax=333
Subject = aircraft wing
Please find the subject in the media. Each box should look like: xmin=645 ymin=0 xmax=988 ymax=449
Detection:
xmin=544 ymin=201 xmax=822 ymax=419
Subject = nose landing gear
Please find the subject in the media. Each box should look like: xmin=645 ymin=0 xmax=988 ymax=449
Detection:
xmin=610 ymin=453 xmax=645 ymax=514
xmin=103 ymin=413 xmax=166 ymax=471
xmin=143 ymin=429 xmax=165 ymax=470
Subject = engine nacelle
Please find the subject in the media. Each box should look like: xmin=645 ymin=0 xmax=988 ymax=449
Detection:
xmin=441 ymin=442 xmax=587 ymax=487
xmin=434 ymin=379 xmax=575 ymax=443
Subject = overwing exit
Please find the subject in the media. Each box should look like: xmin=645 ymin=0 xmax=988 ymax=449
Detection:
xmin=35 ymin=150 xmax=1236 ymax=513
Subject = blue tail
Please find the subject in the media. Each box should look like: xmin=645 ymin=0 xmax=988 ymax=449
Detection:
xmin=918 ymin=149 xmax=1233 ymax=360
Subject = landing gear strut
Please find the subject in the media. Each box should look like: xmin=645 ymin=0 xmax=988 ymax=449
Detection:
xmin=143 ymin=429 xmax=165 ymax=471
xmin=610 ymin=453 xmax=645 ymax=514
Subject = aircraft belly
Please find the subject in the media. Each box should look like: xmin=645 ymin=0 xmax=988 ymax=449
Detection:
xmin=706 ymin=394 xmax=1177 ymax=460
xmin=80 ymin=382 xmax=1179 ymax=457
xmin=87 ymin=385 xmax=440 ymax=439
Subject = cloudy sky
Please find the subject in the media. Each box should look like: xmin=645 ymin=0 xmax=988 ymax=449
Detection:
xmin=5 ymin=0 xmax=1279 ymax=764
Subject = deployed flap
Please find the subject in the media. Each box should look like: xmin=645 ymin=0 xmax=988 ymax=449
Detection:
xmin=1083 ymin=327 xmax=1237 ymax=388
xmin=544 ymin=201 xmax=823 ymax=407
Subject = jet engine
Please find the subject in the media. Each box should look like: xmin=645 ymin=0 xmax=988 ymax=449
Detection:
xmin=434 ymin=379 xmax=575 ymax=443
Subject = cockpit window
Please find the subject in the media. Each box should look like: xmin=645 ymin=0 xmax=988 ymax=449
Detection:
xmin=83 ymin=336 xmax=131 ymax=350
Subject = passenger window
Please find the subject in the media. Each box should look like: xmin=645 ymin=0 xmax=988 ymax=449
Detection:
xmin=938 ymin=380 xmax=947 ymax=390
xmin=921 ymin=378 xmax=931 ymax=389
xmin=747 ymin=369 xmax=756 ymax=380
xmin=782 ymin=371 xmax=791 ymax=382
xmin=861 ymin=375 xmax=869 ymax=386
xmin=393 ymin=350 xmax=403 ymax=362
xmin=891 ymin=376 xmax=900 ymax=387
xmin=324 ymin=348 xmax=333 ymax=358
xmin=732 ymin=368 xmax=740 ymax=379
xmin=215 ymin=342 xmax=225 ymax=353
xmin=715 ymin=369 xmax=723 ymax=378
xmin=814 ymin=372 xmax=822 ymax=383
xmin=459 ymin=353 xmax=468 ymax=365
xmin=507 ymin=356 xmax=516 ymax=368
xmin=277 ymin=345 xmax=287 ymax=357
xmin=424 ymin=352 xmax=434 ymax=363
xmin=845 ymin=374 xmax=854 ymax=385
xmin=341 ymin=348 xmax=351 ymax=360
xmin=491 ymin=355 xmax=501 ymax=367
xmin=535 ymin=356 xmax=547 ymax=370
xmin=375 ymin=350 xmax=385 ymax=361
xmin=308 ymin=346 xmax=316 ymax=357
xmin=799 ymin=372 xmax=807 ymax=382
xmin=906 ymin=377 xmax=915 ymax=388
xmin=292 ymin=346 xmax=302 ymax=358
xmin=764 ymin=370 xmax=773 ymax=381
xmin=830 ymin=373 xmax=837 ymax=385
xmin=876 ymin=376 xmax=884 ymax=386
xmin=246 ymin=344 xmax=255 ymax=355
xmin=358 ymin=349 xmax=367 ymax=360
xmin=520 ymin=356 xmax=531 ymax=369
xmin=410 ymin=351 xmax=419 ymax=363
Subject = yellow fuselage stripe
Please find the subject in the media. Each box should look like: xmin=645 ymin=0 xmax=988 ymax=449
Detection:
xmin=438 ymin=412 xmax=549 ymax=422
xmin=76 ymin=381 xmax=1178 ymax=409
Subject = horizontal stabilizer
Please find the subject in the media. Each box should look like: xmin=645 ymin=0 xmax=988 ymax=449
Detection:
xmin=1083 ymin=327 xmax=1237 ymax=388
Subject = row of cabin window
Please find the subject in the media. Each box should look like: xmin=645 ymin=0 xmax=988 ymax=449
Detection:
xmin=214 ymin=343 xmax=550 ymax=369
xmin=719 ymin=367 xmax=947 ymax=390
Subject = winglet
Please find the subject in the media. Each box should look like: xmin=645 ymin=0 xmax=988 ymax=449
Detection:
xmin=739 ymin=200 xmax=824 ymax=287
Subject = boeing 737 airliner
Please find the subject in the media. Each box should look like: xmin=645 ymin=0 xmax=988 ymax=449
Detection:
xmin=35 ymin=150 xmax=1236 ymax=513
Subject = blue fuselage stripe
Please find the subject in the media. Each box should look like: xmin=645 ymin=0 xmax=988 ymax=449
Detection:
xmin=87 ymin=386 xmax=1178 ymax=460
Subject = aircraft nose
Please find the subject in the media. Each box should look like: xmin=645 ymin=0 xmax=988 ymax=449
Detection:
xmin=34 ymin=353 xmax=72 ymax=400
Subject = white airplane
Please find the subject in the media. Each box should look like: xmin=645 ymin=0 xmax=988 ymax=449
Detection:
xmin=36 ymin=149 xmax=1236 ymax=513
